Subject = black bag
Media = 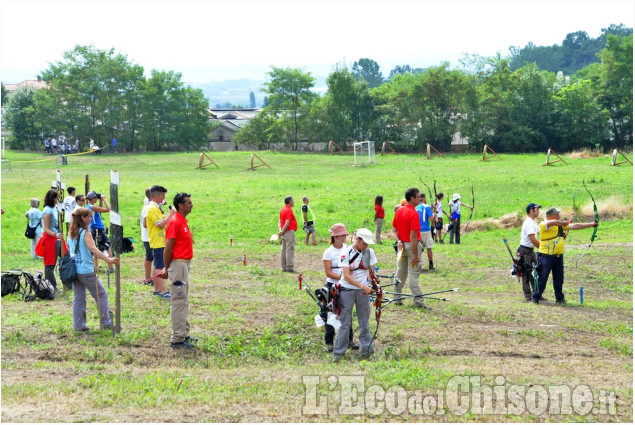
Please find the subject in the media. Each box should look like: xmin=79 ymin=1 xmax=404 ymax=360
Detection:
xmin=25 ymin=221 xmax=39 ymax=239
xmin=1 ymin=271 xmax=23 ymax=297
xmin=22 ymin=271 xmax=55 ymax=301
xmin=58 ymin=230 xmax=83 ymax=288
xmin=122 ymin=237 xmax=135 ymax=253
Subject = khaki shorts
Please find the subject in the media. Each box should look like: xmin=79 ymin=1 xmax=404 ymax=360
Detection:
xmin=420 ymin=231 xmax=434 ymax=249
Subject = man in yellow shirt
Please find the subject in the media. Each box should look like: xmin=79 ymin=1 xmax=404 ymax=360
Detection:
xmin=531 ymin=207 xmax=598 ymax=304
xmin=144 ymin=185 xmax=176 ymax=298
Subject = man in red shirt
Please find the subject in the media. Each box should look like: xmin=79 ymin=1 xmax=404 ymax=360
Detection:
xmin=161 ymin=192 xmax=196 ymax=349
xmin=390 ymin=188 xmax=427 ymax=308
xmin=277 ymin=195 xmax=298 ymax=272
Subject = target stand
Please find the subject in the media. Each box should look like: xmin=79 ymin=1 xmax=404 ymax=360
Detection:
xmin=543 ymin=148 xmax=568 ymax=166
xmin=479 ymin=144 xmax=503 ymax=161
xmin=328 ymin=140 xmax=345 ymax=155
xmin=248 ymin=153 xmax=272 ymax=170
xmin=611 ymin=149 xmax=632 ymax=166
xmin=426 ymin=143 xmax=445 ymax=160
xmin=381 ymin=142 xmax=397 ymax=156
xmin=195 ymin=152 xmax=219 ymax=169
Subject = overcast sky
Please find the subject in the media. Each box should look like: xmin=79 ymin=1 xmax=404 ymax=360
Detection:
xmin=1 ymin=0 xmax=632 ymax=85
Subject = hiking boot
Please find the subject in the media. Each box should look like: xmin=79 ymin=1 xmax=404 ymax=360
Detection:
xmin=349 ymin=341 xmax=360 ymax=350
xmin=171 ymin=341 xmax=195 ymax=349
xmin=153 ymin=291 xmax=171 ymax=299
xmin=429 ymin=262 xmax=435 ymax=270
xmin=185 ymin=336 xmax=199 ymax=343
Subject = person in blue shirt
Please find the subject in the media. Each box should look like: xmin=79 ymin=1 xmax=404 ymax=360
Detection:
xmin=415 ymin=193 xmax=436 ymax=270
xmin=85 ymin=191 xmax=113 ymax=261
xmin=67 ymin=208 xmax=119 ymax=331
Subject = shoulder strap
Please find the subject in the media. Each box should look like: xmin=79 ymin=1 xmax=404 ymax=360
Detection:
xmin=75 ymin=229 xmax=85 ymax=255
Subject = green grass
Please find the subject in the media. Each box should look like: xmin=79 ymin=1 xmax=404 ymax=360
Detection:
xmin=1 ymin=150 xmax=632 ymax=422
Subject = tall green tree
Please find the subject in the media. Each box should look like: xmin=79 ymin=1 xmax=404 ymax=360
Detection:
xmin=4 ymin=86 xmax=43 ymax=150
xmin=249 ymin=91 xmax=256 ymax=108
xmin=352 ymin=58 xmax=384 ymax=88
xmin=261 ymin=66 xmax=316 ymax=148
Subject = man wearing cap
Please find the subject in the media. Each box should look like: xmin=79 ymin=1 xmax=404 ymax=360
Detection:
xmin=518 ymin=203 xmax=541 ymax=301
xmin=448 ymin=193 xmax=473 ymax=245
xmin=390 ymin=188 xmax=427 ymax=308
xmin=86 ymin=191 xmax=113 ymax=260
xmin=145 ymin=185 xmax=176 ymax=298
xmin=277 ymin=196 xmax=297 ymax=272
xmin=334 ymin=228 xmax=376 ymax=361
xmin=531 ymin=207 xmax=599 ymax=304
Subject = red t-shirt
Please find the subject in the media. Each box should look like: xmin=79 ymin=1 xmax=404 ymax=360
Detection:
xmin=279 ymin=205 xmax=298 ymax=231
xmin=392 ymin=204 xmax=421 ymax=242
xmin=165 ymin=212 xmax=193 ymax=260
xmin=375 ymin=204 xmax=385 ymax=219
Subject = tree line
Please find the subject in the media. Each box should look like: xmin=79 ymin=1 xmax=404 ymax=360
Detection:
xmin=2 ymin=28 xmax=632 ymax=153
xmin=2 ymin=45 xmax=212 ymax=152
xmin=236 ymin=31 xmax=632 ymax=153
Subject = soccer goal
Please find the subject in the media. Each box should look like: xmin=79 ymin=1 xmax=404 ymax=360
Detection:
xmin=353 ymin=141 xmax=376 ymax=166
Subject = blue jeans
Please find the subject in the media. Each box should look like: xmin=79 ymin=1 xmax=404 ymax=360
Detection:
xmin=532 ymin=254 xmax=565 ymax=302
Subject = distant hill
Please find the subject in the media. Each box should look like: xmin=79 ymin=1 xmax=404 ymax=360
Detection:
xmin=508 ymin=23 xmax=632 ymax=74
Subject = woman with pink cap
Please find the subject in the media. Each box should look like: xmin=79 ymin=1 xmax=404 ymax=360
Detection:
xmin=321 ymin=223 xmax=357 ymax=353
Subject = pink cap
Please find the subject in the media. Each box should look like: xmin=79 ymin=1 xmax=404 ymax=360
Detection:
xmin=330 ymin=223 xmax=349 ymax=237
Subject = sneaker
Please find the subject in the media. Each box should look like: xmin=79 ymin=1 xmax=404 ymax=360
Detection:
xmin=530 ymin=298 xmax=539 ymax=304
xmin=539 ymin=296 xmax=548 ymax=301
xmin=349 ymin=341 xmax=360 ymax=350
xmin=143 ymin=278 xmax=154 ymax=286
xmin=326 ymin=344 xmax=334 ymax=353
xmin=415 ymin=304 xmax=432 ymax=310
xmin=556 ymin=299 xmax=567 ymax=304
xmin=333 ymin=354 xmax=342 ymax=362
xmin=171 ymin=341 xmax=195 ymax=349
xmin=185 ymin=336 xmax=199 ymax=343
xmin=153 ymin=291 xmax=171 ymax=298
xmin=429 ymin=263 xmax=435 ymax=270
xmin=75 ymin=327 xmax=90 ymax=332
xmin=312 ymin=242 xmax=317 ymax=246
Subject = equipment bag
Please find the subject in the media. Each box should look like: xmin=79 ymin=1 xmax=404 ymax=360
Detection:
xmin=58 ymin=230 xmax=83 ymax=288
xmin=22 ymin=271 xmax=55 ymax=301
xmin=1 ymin=271 xmax=23 ymax=297
xmin=25 ymin=220 xmax=40 ymax=239
xmin=122 ymin=237 xmax=135 ymax=253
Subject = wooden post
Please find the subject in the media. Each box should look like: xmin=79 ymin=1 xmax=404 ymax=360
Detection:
xmin=109 ymin=170 xmax=123 ymax=334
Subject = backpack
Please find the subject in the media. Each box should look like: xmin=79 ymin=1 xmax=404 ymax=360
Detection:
xmin=1 ymin=271 xmax=23 ymax=297
xmin=122 ymin=237 xmax=135 ymax=253
xmin=22 ymin=271 xmax=55 ymax=301
xmin=58 ymin=230 xmax=83 ymax=288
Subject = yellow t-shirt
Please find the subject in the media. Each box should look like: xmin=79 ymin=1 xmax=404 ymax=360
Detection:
xmin=146 ymin=203 xmax=165 ymax=249
xmin=538 ymin=221 xmax=570 ymax=255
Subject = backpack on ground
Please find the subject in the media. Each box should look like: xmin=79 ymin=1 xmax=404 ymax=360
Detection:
xmin=22 ymin=271 xmax=55 ymax=301
xmin=122 ymin=237 xmax=135 ymax=253
xmin=1 ymin=271 xmax=23 ymax=297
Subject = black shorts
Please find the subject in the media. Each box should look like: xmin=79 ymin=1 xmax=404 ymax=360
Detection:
xmin=435 ymin=219 xmax=443 ymax=231
xmin=143 ymin=241 xmax=153 ymax=262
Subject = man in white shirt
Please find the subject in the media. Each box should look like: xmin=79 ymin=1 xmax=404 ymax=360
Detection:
xmin=519 ymin=202 xmax=541 ymax=301
xmin=63 ymin=186 xmax=77 ymax=228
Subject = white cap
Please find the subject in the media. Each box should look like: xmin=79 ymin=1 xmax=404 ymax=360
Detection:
xmin=355 ymin=228 xmax=374 ymax=245
xmin=452 ymin=193 xmax=461 ymax=201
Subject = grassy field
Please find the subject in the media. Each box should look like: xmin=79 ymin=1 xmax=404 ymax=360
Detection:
xmin=1 ymin=149 xmax=633 ymax=422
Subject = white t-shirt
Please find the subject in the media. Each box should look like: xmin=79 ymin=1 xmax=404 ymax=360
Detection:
xmin=339 ymin=246 xmax=377 ymax=290
xmin=520 ymin=216 xmax=539 ymax=248
xmin=140 ymin=203 xmax=151 ymax=242
xmin=322 ymin=243 xmax=348 ymax=284
xmin=435 ymin=200 xmax=444 ymax=218
xmin=63 ymin=195 xmax=76 ymax=223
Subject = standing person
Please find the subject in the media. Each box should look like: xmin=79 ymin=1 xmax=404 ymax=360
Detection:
xmin=44 ymin=138 xmax=51 ymax=154
xmin=302 ymin=196 xmax=317 ymax=246
xmin=390 ymin=188 xmax=427 ymax=308
xmin=63 ymin=187 xmax=77 ymax=231
xmin=433 ymin=193 xmax=450 ymax=243
xmin=374 ymin=195 xmax=385 ymax=244
xmin=277 ymin=196 xmax=297 ymax=273
xmin=66 ymin=141 xmax=71 ymax=153
xmin=38 ymin=189 xmax=63 ymax=291
xmin=333 ymin=228 xmax=376 ymax=361
xmin=73 ymin=138 xmax=80 ymax=153
xmin=415 ymin=193 xmax=435 ymax=271
xmin=85 ymin=191 xmax=113 ymax=260
xmin=112 ymin=138 xmax=117 ymax=153
xmin=25 ymin=198 xmax=43 ymax=259
xmin=73 ymin=194 xmax=86 ymax=212
xmin=51 ymin=137 xmax=58 ymax=154
xmin=518 ymin=203 xmax=541 ymax=301
xmin=89 ymin=138 xmax=95 ymax=151
xmin=322 ymin=223 xmax=357 ymax=353
xmin=448 ymin=193 xmax=473 ymax=245
xmin=145 ymin=185 xmax=176 ymax=298
xmin=531 ymin=207 xmax=599 ymax=304
xmin=67 ymin=208 xmax=118 ymax=331
xmin=161 ymin=193 xmax=196 ymax=349
xmin=59 ymin=141 xmax=65 ymax=154
xmin=140 ymin=188 xmax=154 ymax=286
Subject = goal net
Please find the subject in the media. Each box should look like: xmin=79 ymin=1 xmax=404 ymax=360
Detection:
xmin=353 ymin=141 xmax=376 ymax=166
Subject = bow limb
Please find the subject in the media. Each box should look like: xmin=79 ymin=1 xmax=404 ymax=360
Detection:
xmin=464 ymin=185 xmax=475 ymax=233
xmin=575 ymin=180 xmax=599 ymax=267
